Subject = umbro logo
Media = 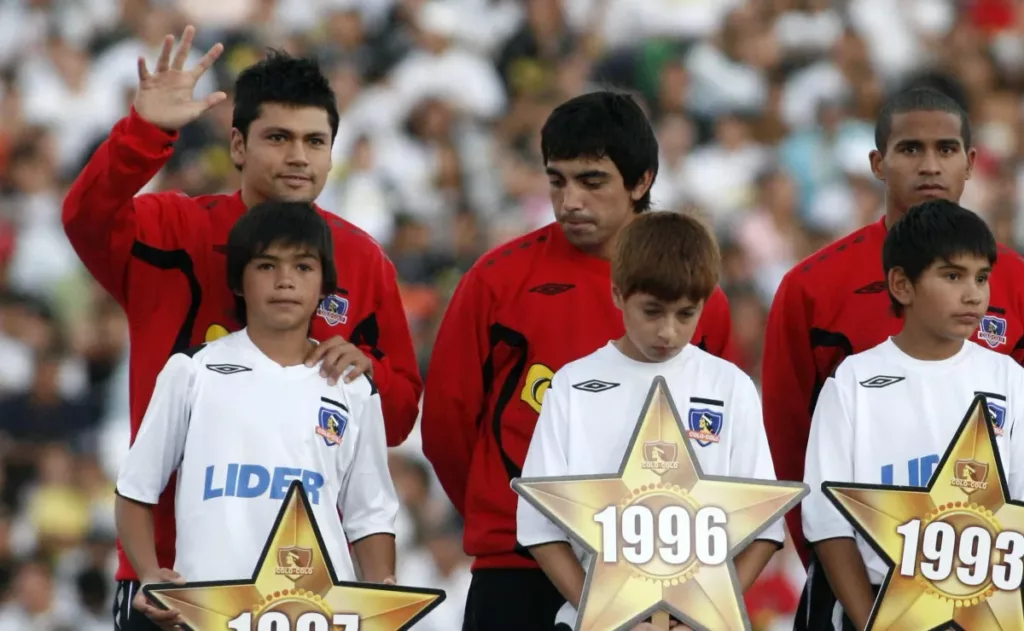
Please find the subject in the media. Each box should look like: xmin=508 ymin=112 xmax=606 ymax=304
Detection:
xmin=529 ymin=283 xmax=575 ymax=296
xmin=854 ymin=281 xmax=888 ymax=294
xmin=859 ymin=375 xmax=905 ymax=389
xmin=572 ymin=379 xmax=619 ymax=393
xmin=206 ymin=364 xmax=252 ymax=375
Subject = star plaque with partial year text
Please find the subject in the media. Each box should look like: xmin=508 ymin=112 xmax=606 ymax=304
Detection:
xmin=144 ymin=480 xmax=445 ymax=630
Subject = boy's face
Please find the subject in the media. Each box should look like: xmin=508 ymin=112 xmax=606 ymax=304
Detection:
xmin=241 ymin=243 xmax=324 ymax=331
xmin=890 ymin=253 xmax=991 ymax=341
xmin=232 ymin=103 xmax=334 ymax=207
xmin=870 ymin=110 xmax=975 ymax=215
xmin=546 ymin=156 xmax=651 ymax=254
xmin=613 ymin=288 xmax=704 ymax=362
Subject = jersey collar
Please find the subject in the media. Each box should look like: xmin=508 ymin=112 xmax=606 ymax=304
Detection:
xmin=236 ymin=328 xmax=322 ymax=379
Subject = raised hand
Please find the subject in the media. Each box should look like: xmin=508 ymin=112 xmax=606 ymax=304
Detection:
xmin=134 ymin=25 xmax=227 ymax=131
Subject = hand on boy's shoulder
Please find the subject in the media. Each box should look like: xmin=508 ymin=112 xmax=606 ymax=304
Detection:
xmin=304 ymin=336 xmax=373 ymax=386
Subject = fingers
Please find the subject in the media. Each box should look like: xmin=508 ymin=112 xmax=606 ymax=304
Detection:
xmin=171 ymin=25 xmax=195 ymax=71
xmin=191 ymin=42 xmax=225 ymax=81
xmin=155 ymin=34 xmax=174 ymax=73
xmin=342 ymin=356 xmax=372 ymax=384
xmin=323 ymin=348 xmax=371 ymax=385
xmin=134 ymin=594 xmax=182 ymax=625
xmin=203 ymin=91 xmax=228 ymax=111
xmin=304 ymin=341 xmax=330 ymax=368
xmin=137 ymin=56 xmax=151 ymax=82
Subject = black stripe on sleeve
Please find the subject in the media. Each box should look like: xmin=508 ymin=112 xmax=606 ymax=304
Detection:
xmin=975 ymin=391 xmax=1007 ymax=401
xmin=320 ymin=397 xmax=349 ymax=412
xmin=689 ymin=397 xmax=724 ymax=406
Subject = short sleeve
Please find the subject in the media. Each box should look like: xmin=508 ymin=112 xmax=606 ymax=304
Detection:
xmin=727 ymin=374 xmax=785 ymax=543
xmin=338 ymin=384 xmax=400 ymax=541
xmin=116 ymin=353 xmax=196 ymax=504
xmin=517 ymin=371 xmax=574 ymax=548
xmin=802 ymin=376 xmax=857 ymax=543
xmin=1005 ymin=363 xmax=1024 ymax=501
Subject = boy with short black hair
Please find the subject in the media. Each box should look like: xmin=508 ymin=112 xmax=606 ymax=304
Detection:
xmin=517 ymin=211 xmax=783 ymax=630
xmin=802 ymin=199 xmax=1024 ymax=630
xmin=115 ymin=202 xmax=398 ymax=628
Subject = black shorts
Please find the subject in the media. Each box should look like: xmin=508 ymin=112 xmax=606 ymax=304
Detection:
xmin=114 ymin=580 xmax=162 ymax=631
xmin=462 ymin=568 xmax=566 ymax=631
xmin=555 ymin=617 xmax=680 ymax=631
xmin=794 ymin=555 xmax=881 ymax=631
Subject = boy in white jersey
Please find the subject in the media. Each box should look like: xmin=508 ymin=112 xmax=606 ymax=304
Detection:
xmin=801 ymin=199 xmax=1024 ymax=631
xmin=114 ymin=202 xmax=399 ymax=628
xmin=516 ymin=211 xmax=784 ymax=630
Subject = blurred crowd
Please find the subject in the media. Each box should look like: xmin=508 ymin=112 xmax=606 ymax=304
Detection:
xmin=1 ymin=0 xmax=1023 ymax=629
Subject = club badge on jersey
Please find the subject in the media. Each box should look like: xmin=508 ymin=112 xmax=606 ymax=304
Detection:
xmin=317 ymin=406 xmax=348 ymax=446
xmin=686 ymin=408 xmax=723 ymax=446
xmin=978 ymin=315 xmax=1008 ymax=348
xmin=987 ymin=401 xmax=1007 ymax=436
xmin=317 ymin=294 xmax=350 ymax=326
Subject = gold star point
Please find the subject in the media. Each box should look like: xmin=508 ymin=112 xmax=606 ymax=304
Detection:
xmin=824 ymin=394 xmax=1024 ymax=631
xmin=145 ymin=481 xmax=445 ymax=631
xmin=513 ymin=376 xmax=808 ymax=631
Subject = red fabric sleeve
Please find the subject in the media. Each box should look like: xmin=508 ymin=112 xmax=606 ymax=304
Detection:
xmin=355 ymin=254 xmax=423 ymax=447
xmin=761 ymin=272 xmax=816 ymax=565
xmin=1000 ymin=246 xmax=1024 ymax=366
xmin=420 ymin=269 xmax=492 ymax=516
xmin=61 ymin=109 xmax=188 ymax=307
xmin=700 ymin=287 xmax=737 ymax=362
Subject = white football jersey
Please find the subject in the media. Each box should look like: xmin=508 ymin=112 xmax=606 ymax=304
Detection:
xmin=516 ymin=342 xmax=784 ymax=627
xmin=803 ymin=337 xmax=1024 ymax=585
xmin=116 ymin=330 xmax=398 ymax=583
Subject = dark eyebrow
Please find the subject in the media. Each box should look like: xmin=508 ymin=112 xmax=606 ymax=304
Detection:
xmin=894 ymin=138 xmax=962 ymax=148
xmin=263 ymin=127 xmax=329 ymax=138
xmin=936 ymin=262 xmax=991 ymax=274
xmin=253 ymin=251 xmax=319 ymax=261
xmin=545 ymin=167 xmax=610 ymax=179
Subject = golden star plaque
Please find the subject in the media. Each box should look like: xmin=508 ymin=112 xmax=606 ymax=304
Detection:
xmin=143 ymin=480 xmax=445 ymax=630
xmin=511 ymin=376 xmax=808 ymax=631
xmin=824 ymin=394 xmax=1024 ymax=631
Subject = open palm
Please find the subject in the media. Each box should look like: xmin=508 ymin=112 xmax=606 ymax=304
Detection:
xmin=134 ymin=25 xmax=227 ymax=131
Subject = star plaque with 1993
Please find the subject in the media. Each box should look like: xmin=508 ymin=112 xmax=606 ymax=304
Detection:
xmin=824 ymin=394 xmax=1024 ymax=631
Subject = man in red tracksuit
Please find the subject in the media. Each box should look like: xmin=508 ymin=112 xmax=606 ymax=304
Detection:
xmin=762 ymin=87 xmax=1024 ymax=629
xmin=62 ymin=28 xmax=421 ymax=631
xmin=421 ymin=91 xmax=736 ymax=631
